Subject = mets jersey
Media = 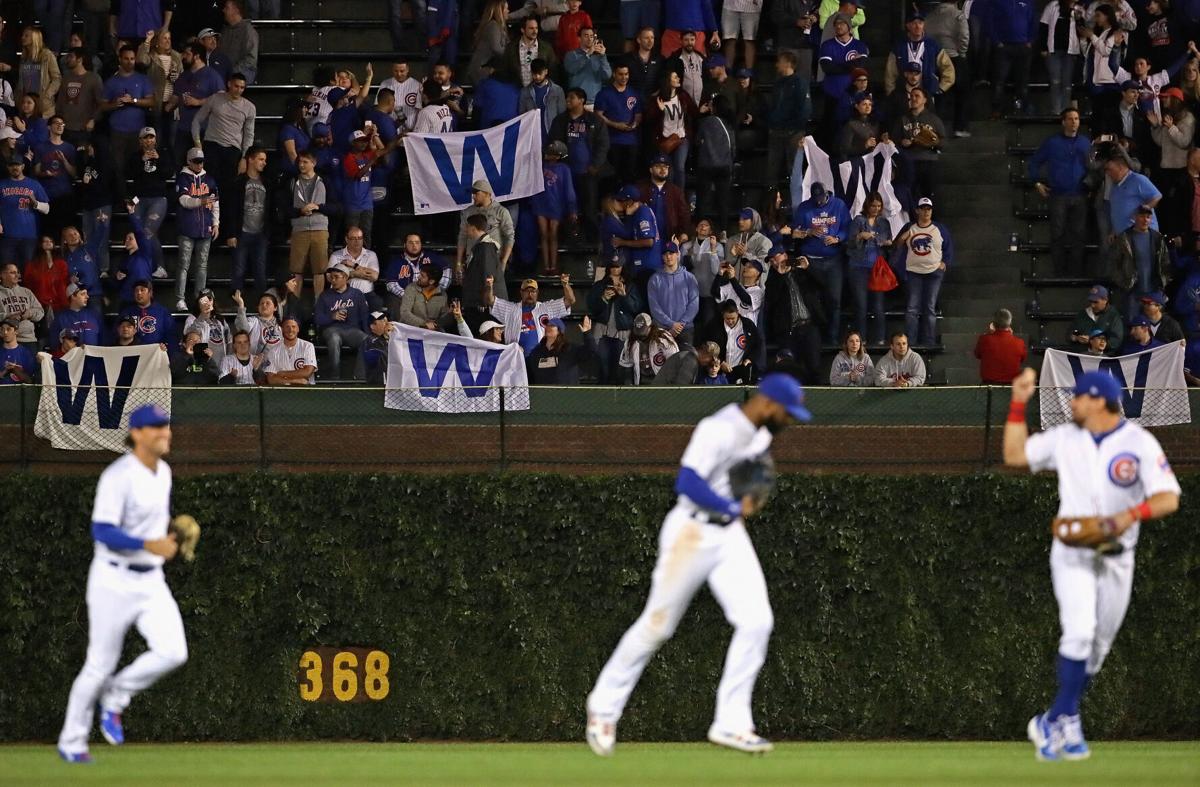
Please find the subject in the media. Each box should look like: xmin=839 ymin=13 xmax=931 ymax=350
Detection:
xmin=92 ymin=453 xmax=172 ymax=566
xmin=1025 ymin=420 xmax=1181 ymax=549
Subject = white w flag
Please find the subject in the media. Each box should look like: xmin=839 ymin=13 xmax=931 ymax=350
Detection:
xmin=790 ymin=138 xmax=907 ymax=229
xmin=34 ymin=345 xmax=172 ymax=452
xmin=385 ymin=323 xmax=530 ymax=413
xmin=404 ymin=110 xmax=544 ymax=215
xmin=1039 ymin=344 xmax=1191 ymax=429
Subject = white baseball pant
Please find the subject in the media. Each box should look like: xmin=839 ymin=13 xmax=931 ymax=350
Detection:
xmin=58 ymin=558 xmax=188 ymax=754
xmin=1050 ymin=540 xmax=1135 ymax=675
xmin=587 ymin=507 xmax=774 ymax=732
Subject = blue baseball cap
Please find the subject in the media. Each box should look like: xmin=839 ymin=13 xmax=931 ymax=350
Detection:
xmin=902 ymin=61 xmax=923 ymax=74
xmin=758 ymin=373 xmax=812 ymax=422
xmin=1088 ymin=328 xmax=1107 ymax=338
xmin=739 ymin=207 xmax=755 ymax=220
xmin=663 ymin=241 xmax=679 ymax=253
xmin=327 ymin=87 xmax=348 ymax=105
xmin=1120 ymin=79 xmax=1140 ymax=91
xmin=1130 ymin=314 xmax=1152 ymax=327
xmin=129 ymin=403 xmax=170 ymax=429
xmin=1140 ymin=290 xmax=1166 ymax=306
xmin=705 ymin=54 xmax=726 ymax=68
xmin=1072 ymin=372 xmax=1122 ymax=406
xmin=1087 ymin=285 xmax=1109 ymax=302
xmin=312 ymin=122 xmax=331 ymax=136
xmin=616 ymin=184 xmax=640 ymax=201
xmin=547 ymin=317 xmax=567 ymax=333
xmin=734 ymin=67 xmax=753 ymax=79
xmin=649 ymin=153 xmax=670 ymax=166
xmin=769 ymin=244 xmax=788 ymax=258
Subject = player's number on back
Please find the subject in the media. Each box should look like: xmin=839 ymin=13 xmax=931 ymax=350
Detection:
xmin=298 ymin=648 xmax=390 ymax=703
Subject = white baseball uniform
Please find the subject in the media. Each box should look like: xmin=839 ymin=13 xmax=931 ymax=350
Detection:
xmin=588 ymin=403 xmax=775 ymax=733
xmin=1025 ymin=420 xmax=1180 ymax=673
xmin=265 ymin=337 xmax=318 ymax=384
xmin=58 ymin=454 xmax=188 ymax=756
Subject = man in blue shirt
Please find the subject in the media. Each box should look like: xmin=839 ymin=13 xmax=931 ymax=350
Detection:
xmin=101 ymin=45 xmax=155 ymax=185
xmin=647 ymin=242 xmax=700 ymax=348
xmin=169 ymin=43 xmax=227 ymax=171
xmin=315 ymin=265 xmax=371 ymax=380
xmin=0 ymin=158 xmax=51 ymax=266
xmin=613 ymin=184 xmax=662 ymax=285
xmin=118 ymin=281 xmax=175 ymax=347
xmin=48 ymin=284 xmax=102 ymax=351
xmin=1028 ymin=108 xmax=1092 ymax=276
xmin=987 ymin=0 xmax=1039 ymax=115
xmin=1106 ymin=154 xmax=1162 ymax=237
xmin=594 ymin=64 xmax=643 ymax=187
xmin=791 ymin=181 xmax=850 ymax=343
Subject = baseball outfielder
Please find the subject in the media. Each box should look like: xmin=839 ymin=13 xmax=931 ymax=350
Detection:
xmin=586 ymin=374 xmax=812 ymax=756
xmin=57 ymin=404 xmax=189 ymax=763
xmin=1004 ymin=369 xmax=1181 ymax=761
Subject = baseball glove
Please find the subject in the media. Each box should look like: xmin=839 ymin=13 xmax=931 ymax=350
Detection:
xmin=1051 ymin=516 xmax=1124 ymax=555
xmin=729 ymin=453 xmax=777 ymax=509
xmin=169 ymin=515 xmax=201 ymax=562
xmin=912 ymin=125 xmax=940 ymax=149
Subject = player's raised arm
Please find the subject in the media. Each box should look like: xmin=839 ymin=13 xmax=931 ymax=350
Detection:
xmin=1003 ymin=368 xmax=1037 ymax=467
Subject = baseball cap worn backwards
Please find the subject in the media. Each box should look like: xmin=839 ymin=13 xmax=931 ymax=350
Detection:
xmin=758 ymin=373 xmax=812 ymax=423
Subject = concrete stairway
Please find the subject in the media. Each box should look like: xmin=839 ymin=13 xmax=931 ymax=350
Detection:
xmin=934 ymin=120 xmax=1030 ymax=384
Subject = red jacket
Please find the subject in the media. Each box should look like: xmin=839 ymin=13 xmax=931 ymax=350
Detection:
xmin=974 ymin=329 xmax=1027 ymax=384
xmin=23 ymin=257 xmax=70 ymax=312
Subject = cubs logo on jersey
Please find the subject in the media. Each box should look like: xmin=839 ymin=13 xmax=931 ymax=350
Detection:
xmin=910 ymin=233 xmax=934 ymax=255
xmin=262 ymin=324 xmax=282 ymax=347
xmin=1108 ymin=452 xmax=1140 ymax=488
xmin=539 ymin=314 xmax=551 ymax=327
xmin=405 ymin=92 xmax=418 ymax=108
xmin=736 ymin=334 xmax=748 ymax=349
xmin=137 ymin=315 xmax=158 ymax=335
xmin=653 ymin=351 xmax=667 ymax=365
xmin=625 ymin=96 xmax=637 ymax=111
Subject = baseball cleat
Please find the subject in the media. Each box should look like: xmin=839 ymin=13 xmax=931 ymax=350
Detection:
xmin=58 ymin=748 xmax=93 ymax=764
xmin=586 ymin=715 xmax=616 ymax=757
xmin=1058 ymin=714 xmax=1091 ymax=760
xmin=1027 ymin=713 xmax=1062 ymax=761
xmin=99 ymin=709 xmax=124 ymax=746
xmin=707 ymin=726 xmax=774 ymax=754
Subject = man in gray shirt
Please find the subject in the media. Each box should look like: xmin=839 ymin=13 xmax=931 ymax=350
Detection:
xmin=217 ymin=0 xmax=260 ymax=85
xmin=455 ymin=179 xmax=515 ymax=278
xmin=192 ymin=73 xmax=256 ymax=227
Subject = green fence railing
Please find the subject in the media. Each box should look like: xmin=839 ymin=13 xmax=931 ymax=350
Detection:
xmin=2 ymin=385 xmax=1197 ymax=472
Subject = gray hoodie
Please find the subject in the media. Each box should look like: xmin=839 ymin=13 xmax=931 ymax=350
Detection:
xmin=0 ymin=285 xmax=45 ymax=343
xmin=725 ymin=208 xmax=773 ymax=266
xmin=875 ymin=349 xmax=927 ymax=387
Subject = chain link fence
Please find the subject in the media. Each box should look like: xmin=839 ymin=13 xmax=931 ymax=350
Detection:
xmin=2 ymin=384 xmax=1197 ymax=473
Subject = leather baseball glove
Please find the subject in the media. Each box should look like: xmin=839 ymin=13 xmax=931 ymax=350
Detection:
xmin=1051 ymin=516 xmax=1124 ymax=555
xmin=169 ymin=515 xmax=201 ymax=562
xmin=729 ymin=454 xmax=777 ymax=510
xmin=912 ymin=125 xmax=940 ymax=149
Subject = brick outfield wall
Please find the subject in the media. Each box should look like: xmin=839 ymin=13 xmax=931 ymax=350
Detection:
xmin=5 ymin=423 xmax=1198 ymax=475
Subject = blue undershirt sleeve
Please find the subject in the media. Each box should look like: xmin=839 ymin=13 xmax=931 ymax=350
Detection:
xmin=675 ymin=468 xmax=742 ymax=519
xmin=92 ymin=522 xmax=145 ymax=551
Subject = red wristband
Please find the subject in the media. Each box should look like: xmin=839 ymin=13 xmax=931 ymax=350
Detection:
xmin=1130 ymin=502 xmax=1153 ymax=522
xmin=1007 ymin=400 xmax=1027 ymax=423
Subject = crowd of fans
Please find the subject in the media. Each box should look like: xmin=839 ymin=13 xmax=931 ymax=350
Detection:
xmin=0 ymin=1 xmax=1197 ymax=390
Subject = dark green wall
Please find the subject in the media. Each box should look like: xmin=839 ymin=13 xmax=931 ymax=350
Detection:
xmin=1 ymin=472 xmax=1196 ymax=742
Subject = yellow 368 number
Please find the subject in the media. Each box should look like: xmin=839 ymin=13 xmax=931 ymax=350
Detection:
xmin=298 ymin=648 xmax=390 ymax=703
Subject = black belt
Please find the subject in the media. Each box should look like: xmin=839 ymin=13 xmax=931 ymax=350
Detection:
xmin=688 ymin=509 xmax=734 ymax=526
xmin=109 ymin=560 xmax=155 ymax=573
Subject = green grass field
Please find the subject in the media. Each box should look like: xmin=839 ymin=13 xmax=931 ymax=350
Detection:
xmin=1 ymin=742 xmax=1197 ymax=786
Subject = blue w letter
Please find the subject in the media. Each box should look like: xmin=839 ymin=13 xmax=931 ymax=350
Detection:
xmin=53 ymin=355 xmax=140 ymax=427
xmin=1066 ymin=354 xmax=1152 ymax=417
xmin=407 ymin=339 xmax=503 ymax=397
xmin=426 ymin=122 xmax=521 ymax=204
